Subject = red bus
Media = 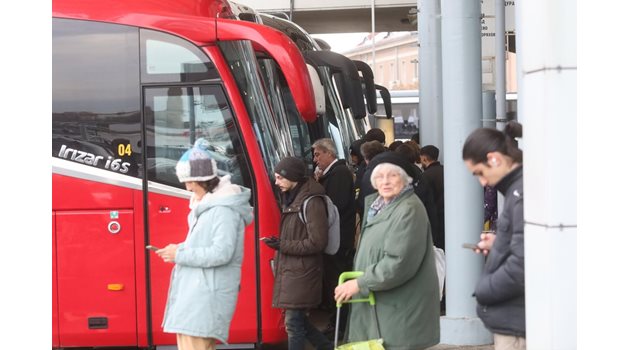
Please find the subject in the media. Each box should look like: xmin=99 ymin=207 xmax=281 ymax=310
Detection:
xmin=52 ymin=0 xmax=329 ymax=348
xmin=228 ymin=6 xmax=388 ymax=161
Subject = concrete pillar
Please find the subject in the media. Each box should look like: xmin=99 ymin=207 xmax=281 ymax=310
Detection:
xmin=495 ymin=0 xmax=506 ymax=131
xmin=418 ymin=0 xmax=442 ymax=151
xmin=482 ymin=90 xmax=496 ymax=128
xmin=516 ymin=0 xmax=577 ymax=348
xmin=439 ymin=0 xmax=492 ymax=345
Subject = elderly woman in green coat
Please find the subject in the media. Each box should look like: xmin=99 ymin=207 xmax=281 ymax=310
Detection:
xmin=335 ymin=155 xmax=440 ymax=350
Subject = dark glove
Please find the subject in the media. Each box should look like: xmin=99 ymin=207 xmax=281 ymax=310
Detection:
xmin=262 ymin=236 xmax=280 ymax=250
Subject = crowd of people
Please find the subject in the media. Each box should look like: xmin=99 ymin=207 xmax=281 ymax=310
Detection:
xmin=149 ymin=122 xmax=526 ymax=350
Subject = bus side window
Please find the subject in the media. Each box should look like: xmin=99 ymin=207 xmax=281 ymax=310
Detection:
xmin=144 ymin=86 xmax=252 ymax=190
xmin=52 ymin=18 xmax=142 ymax=178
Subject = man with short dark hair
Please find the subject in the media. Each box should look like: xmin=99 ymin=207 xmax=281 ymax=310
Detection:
xmin=363 ymin=128 xmax=386 ymax=145
xmin=266 ymin=156 xmax=333 ymax=350
xmin=419 ymin=145 xmax=444 ymax=250
xmin=411 ymin=132 xmax=420 ymax=145
xmin=356 ymin=140 xmax=387 ymax=221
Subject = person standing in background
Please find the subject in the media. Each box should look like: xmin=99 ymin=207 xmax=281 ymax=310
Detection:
xmin=363 ymin=128 xmax=386 ymax=146
xmin=356 ymin=140 xmax=387 ymax=222
xmin=419 ymin=145 xmax=445 ymax=251
xmin=484 ymin=185 xmax=498 ymax=231
xmin=349 ymin=138 xmax=366 ymax=189
xmin=395 ymin=143 xmax=438 ymax=236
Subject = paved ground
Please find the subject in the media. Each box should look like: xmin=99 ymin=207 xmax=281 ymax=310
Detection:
xmin=428 ymin=345 xmax=493 ymax=350
xmin=277 ymin=309 xmax=495 ymax=350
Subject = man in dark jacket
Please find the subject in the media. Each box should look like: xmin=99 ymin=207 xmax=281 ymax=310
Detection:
xmin=462 ymin=124 xmax=525 ymax=349
xmin=419 ymin=145 xmax=445 ymax=250
xmin=264 ymin=156 xmax=333 ymax=350
xmin=356 ymin=140 xmax=387 ymax=221
xmin=312 ymin=138 xmax=356 ymax=336
xmin=395 ymin=143 xmax=439 ymax=237
xmin=349 ymin=138 xmax=366 ymax=192
xmin=474 ymin=166 xmax=525 ymax=347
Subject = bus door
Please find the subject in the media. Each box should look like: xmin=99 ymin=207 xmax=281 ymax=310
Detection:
xmin=139 ymin=29 xmax=257 ymax=345
xmin=143 ymin=84 xmax=257 ymax=345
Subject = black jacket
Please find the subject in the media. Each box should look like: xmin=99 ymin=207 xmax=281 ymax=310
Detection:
xmin=475 ymin=166 xmax=525 ymax=337
xmin=317 ymin=159 xmax=357 ymax=253
xmin=422 ymin=161 xmax=444 ymax=249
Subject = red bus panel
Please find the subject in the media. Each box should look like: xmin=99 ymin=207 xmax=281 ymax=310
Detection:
xmin=56 ymin=210 xmax=136 ymax=347
xmin=53 ymin=173 xmax=134 ymax=211
xmin=53 ymin=213 xmax=60 ymax=347
xmin=146 ymin=191 xmax=259 ymax=345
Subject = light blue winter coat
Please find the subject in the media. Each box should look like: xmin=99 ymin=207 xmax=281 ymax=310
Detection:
xmin=162 ymin=178 xmax=253 ymax=343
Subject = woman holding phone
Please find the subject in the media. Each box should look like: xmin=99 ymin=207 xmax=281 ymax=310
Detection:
xmin=153 ymin=138 xmax=253 ymax=350
xmin=461 ymin=121 xmax=526 ymax=350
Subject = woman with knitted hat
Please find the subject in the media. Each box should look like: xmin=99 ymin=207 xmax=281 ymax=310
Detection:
xmin=152 ymin=138 xmax=253 ymax=350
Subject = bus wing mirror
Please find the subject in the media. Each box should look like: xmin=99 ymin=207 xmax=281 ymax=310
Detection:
xmin=353 ymin=60 xmax=377 ymax=115
xmin=375 ymin=84 xmax=392 ymax=119
xmin=304 ymin=51 xmax=366 ymax=119
xmin=306 ymin=64 xmax=326 ymax=116
xmin=313 ymin=38 xmax=331 ymax=51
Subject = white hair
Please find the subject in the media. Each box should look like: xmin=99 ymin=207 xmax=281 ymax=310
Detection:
xmin=312 ymin=138 xmax=337 ymax=158
xmin=370 ymin=162 xmax=413 ymax=189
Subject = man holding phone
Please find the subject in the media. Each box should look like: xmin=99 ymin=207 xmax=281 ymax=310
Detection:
xmin=462 ymin=230 xmax=496 ymax=255
xmin=461 ymin=124 xmax=526 ymax=350
xmin=265 ymin=156 xmax=333 ymax=350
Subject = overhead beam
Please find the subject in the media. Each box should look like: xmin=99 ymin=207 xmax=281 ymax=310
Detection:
xmin=272 ymin=7 xmax=417 ymax=34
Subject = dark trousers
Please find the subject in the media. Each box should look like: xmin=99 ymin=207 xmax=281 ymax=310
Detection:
xmin=285 ymin=309 xmax=333 ymax=350
xmin=322 ymin=249 xmax=354 ymax=334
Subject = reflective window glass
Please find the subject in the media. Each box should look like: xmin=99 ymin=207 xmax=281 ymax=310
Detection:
xmin=52 ymin=18 xmax=142 ymax=177
xmin=141 ymin=29 xmax=219 ymax=83
xmin=144 ymin=86 xmax=251 ymax=189
xmin=219 ymin=40 xmax=291 ymax=183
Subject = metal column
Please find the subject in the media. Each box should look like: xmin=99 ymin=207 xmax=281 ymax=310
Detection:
xmin=440 ymin=0 xmax=492 ymax=345
xmin=418 ymin=0 xmax=443 ymax=151
xmin=495 ymin=0 xmax=506 ymax=130
xmin=517 ymin=0 xmax=577 ymax=348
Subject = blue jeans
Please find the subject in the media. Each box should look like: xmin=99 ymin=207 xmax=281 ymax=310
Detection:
xmin=285 ymin=309 xmax=333 ymax=350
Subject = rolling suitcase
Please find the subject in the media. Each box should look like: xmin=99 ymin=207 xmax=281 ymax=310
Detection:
xmin=334 ymin=271 xmax=385 ymax=350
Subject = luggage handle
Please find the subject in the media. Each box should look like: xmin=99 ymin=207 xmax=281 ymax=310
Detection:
xmin=334 ymin=271 xmax=381 ymax=348
xmin=336 ymin=271 xmax=375 ymax=307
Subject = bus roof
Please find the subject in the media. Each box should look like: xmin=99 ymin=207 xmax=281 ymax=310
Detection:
xmin=53 ymin=0 xmax=317 ymax=122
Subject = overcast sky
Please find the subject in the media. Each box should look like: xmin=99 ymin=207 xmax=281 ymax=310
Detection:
xmin=310 ymin=32 xmax=369 ymax=54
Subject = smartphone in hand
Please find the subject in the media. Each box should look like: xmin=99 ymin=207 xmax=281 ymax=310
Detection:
xmin=462 ymin=243 xmax=480 ymax=250
xmin=146 ymin=245 xmax=159 ymax=251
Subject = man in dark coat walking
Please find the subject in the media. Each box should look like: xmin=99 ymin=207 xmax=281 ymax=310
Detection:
xmin=420 ymin=145 xmax=445 ymax=251
xmin=312 ymin=138 xmax=356 ymax=336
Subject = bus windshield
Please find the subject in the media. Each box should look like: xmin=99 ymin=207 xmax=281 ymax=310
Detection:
xmin=219 ymin=40 xmax=294 ymax=183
